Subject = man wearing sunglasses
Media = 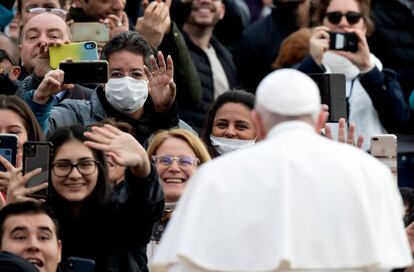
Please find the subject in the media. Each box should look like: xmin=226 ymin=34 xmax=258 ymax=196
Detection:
xmin=0 ymin=32 xmax=21 ymax=95
xmin=297 ymin=0 xmax=410 ymax=151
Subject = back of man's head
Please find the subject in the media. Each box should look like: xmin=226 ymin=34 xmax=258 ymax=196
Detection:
xmin=255 ymin=69 xmax=321 ymax=131
xmin=101 ymin=31 xmax=152 ymax=66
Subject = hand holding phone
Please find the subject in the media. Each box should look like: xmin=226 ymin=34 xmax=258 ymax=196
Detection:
xmin=0 ymin=134 xmax=18 ymax=172
xmin=329 ymin=32 xmax=358 ymax=52
xmin=23 ymin=141 xmax=53 ymax=199
xmin=59 ymin=60 xmax=108 ymax=84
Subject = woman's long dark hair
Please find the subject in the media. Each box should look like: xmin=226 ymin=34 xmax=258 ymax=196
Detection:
xmin=201 ymin=90 xmax=256 ymax=158
xmin=0 ymin=95 xmax=44 ymax=141
xmin=47 ymin=125 xmax=111 ymax=211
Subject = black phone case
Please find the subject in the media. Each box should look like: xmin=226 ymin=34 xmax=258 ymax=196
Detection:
xmin=66 ymin=257 xmax=96 ymax=272
xmin=23 ymin=141 xmax=53 ymax=198
xmin=60 ymin=61 xmax=108 ymax=84
xmin=308 ymin=73 xmax=347 ymax=122
xmin=0 ymin=134 xmax=18 ymax=172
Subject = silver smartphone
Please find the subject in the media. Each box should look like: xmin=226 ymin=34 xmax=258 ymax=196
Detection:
xmin=370 ymin=134 xmax=398 ymax=182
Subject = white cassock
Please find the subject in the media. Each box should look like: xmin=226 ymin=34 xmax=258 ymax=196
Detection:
xmin=151 ymin=121 xmax=413 ymax=272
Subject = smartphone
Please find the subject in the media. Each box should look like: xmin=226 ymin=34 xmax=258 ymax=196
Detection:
xmin=308 ymin=73 xmax=347 ymax=122
xmin=70 ymin=22 xmax=110 ymax=42
xmin=329 ymin=32 xmax=358 ymax=52
xmin=370 ymin=134 xmax=398 ymax=182
xmin=59 ymin=60 xmax=108 ymax=84
xmin=49 ymin=41 xmax=98 ymax=69
xmin=66 ymin=257 xmax=96 ymax=272
xmin=23 ymin=141 xmax=53 ymax=198
xmin=0 ymin=134 xmax=18 ymax=172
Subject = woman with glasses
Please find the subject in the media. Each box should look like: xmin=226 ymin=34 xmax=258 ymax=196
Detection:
xmin=297 ymin=0 xmax=410 ymax=150
xmin=146 ymin=128 xmax=210 ymax=259
xmin=5 ymin=124 xmax=164 ymax=271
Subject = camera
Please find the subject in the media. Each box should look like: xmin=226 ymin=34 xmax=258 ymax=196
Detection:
xmin=84 ymin=42 xmax=96 ymax=49
xmin=24 ymin=144 xmax=37 ymax=157
xmin=329 ymin=32 xmax=358 ymax=52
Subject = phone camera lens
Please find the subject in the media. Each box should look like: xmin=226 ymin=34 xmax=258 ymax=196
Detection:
xmin=25 ymin=145 xmax=36 ymax=157
xmin=85 ymin=42 xmax=96 ymax=49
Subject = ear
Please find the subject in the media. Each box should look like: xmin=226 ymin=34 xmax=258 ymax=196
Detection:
xmin=251 ymin=110 xmax=266 ymax=141
xmin=57 ymin=240 xmax=62 ymax=263
xmin=218 ymin=2 xmax=225 ymax=20
xmin=8 ymin=66 xmax=21 ymax=81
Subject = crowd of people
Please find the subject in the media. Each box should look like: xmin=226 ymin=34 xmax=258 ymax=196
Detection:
xmin=0 ymin=0 xmax=413 ymax=271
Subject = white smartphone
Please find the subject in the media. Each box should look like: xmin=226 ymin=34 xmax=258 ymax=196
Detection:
xmin=370 ymin=134 xmax=398 ymax=182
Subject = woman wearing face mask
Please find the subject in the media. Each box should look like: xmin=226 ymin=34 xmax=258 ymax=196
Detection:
xmin=297 ymin=0 xmax=410 ymax=150
xmin=146 ymin=128 xmax=210 ymax=259
xmin=201 ymin=90 xmax=257 ymax=158
xmin=5 ymin=124 xmax=164 ymax=271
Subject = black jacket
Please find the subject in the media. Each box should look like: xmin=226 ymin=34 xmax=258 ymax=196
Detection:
xmin=230 ymin=6 xmax=299 ymax=93
xmin=179 ymin=32 xmax=238 ymax=131
xmin=368 ymin=0 xmax=414 ymax=96
xmin=50 ymin=166 xmax=164 ymax=272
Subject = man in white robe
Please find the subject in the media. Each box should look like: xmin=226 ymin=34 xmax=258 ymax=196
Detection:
xmin=151 ymin=69 xmax=413 ymax=272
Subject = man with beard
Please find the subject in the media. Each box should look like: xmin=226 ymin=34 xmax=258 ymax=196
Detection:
xmin=0 ymin=32 xmax=21 ymax=95
xmin=179 ymin=0 xmax=238 ymax=132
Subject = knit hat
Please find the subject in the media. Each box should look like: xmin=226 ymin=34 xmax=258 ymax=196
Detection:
xmin=255 ymin=69 xmax=321 ymax=116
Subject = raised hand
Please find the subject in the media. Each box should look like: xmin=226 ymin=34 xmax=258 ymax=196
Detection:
xmin=84 ymin=124 xmax=151 ymax=178
xmin=33 ymin=69 xmax=74 ymax=104
xmin=135 ymin=0 xmax=172 ymax=48
xmin=324 ymin=118 xmax=364 ymax=148
xmin=309 ymin=26 xmax=330 ymax=65
xmin=144 ymin=51 xmax=176 ymax=112
xmin=100 ymin=11 xmax=129 ymax=38
xmin=0 ymin=155 xmax=47 ymax=204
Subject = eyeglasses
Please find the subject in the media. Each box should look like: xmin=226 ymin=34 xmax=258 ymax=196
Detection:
xmin=0 ymin=49 xmax=17 ymax=66
xmin=151 ymin=155 xmax=200 ymax=169
xmin=326 ymin=11 xmax=362 ymax=25
xmin=52 ymin=160 xmax=99 ymax=177
xmin=27 ymin=7 xmax=67 ymax=18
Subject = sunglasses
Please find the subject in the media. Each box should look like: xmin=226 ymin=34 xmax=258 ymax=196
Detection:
xmin=27 ymin=7 xmax=67 ymax=18
xmin=326 ymin=11 xmax=362 ymax=25
xmin=0 ymin=49 xmax=17 ymax=66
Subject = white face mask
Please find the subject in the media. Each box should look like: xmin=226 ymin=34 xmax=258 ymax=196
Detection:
xmin=210 ymin=135 xmax=256 ymax=155
xmin=105 ymin=76 xmax=148 ymax=113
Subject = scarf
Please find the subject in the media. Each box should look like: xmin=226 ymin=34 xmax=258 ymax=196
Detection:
xmin=322 ymin=51 xmax=386 ymax=150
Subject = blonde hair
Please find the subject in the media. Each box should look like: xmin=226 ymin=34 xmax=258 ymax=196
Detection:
xmin=147 ymin=129 xmax=211 ymax=165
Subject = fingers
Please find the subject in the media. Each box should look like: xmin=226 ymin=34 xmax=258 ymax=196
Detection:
xmin=143 ymin=65 xmax=153 ymax=81
xmin=324 ymin=124 xmax=333 ymax=140
xmin=337 ymin=118 xmax=346 ymax=143
xmin=346 ymin=122 xmax=356 ymax=145
xmin=166 ymin=54 xmax=173 ymax=77
xmin=150 ymin=54 xmax=160 ymax=75
xmin=165 ymin=0 xmax=172 ymax=8
xmin=22 ymin=168 xmax=42 ymax=185
xmin=0 ymin=155 xmax=15 ymax=172
xmin=83 ymin=141 xmax=112 ymax=153
xmin=356 ymin=135 xmax=364 ymax=149
xmin=26 ymin=181 xmax=48 ymax=195
xmin=157 ymin=51 xmax=167 ymax=75
xmin=142 ymin=0 xmax=149 ymax=11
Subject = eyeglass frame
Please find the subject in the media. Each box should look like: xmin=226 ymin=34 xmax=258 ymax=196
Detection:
xmin=325 ymin=11 xmax=362 ymax=25
xmin=52 ymin=160 xmax=100 ymax=177
xmin=151 ymin=155 xmax=200 ymax=168
xmin=0 ymin=49 xmax=18 ymax=66
xmin=27 ymin=7 xmax=67 ymax=18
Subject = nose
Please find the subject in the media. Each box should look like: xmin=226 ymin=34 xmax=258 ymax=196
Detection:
xmin=338 ymin=15 xmax=350 ymax=28
xmin=224 ymin=125 xmax=237 ymax=138
xmin=26 ymin=237 xmax=40 ymax=252
xmin=68 ymin=165 xmax=82 ymax=178
xmin=112 ymin=0 xmax=125 ymax=12
xmin=167 ymin=160 xmax=181 ymax=172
